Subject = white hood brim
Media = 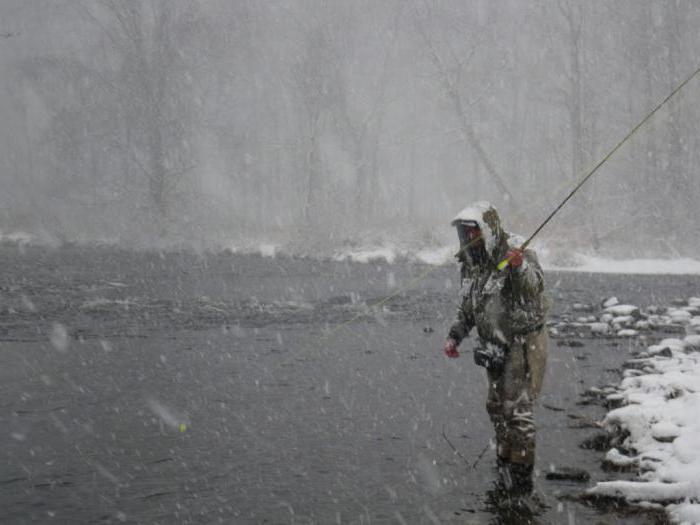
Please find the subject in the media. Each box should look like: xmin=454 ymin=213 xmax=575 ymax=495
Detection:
xmin=451 ymin=201 xmax=498 ymax=256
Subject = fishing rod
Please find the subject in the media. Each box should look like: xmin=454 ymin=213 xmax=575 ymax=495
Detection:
xmin=497 ymin=63 xmax=700 ymax=271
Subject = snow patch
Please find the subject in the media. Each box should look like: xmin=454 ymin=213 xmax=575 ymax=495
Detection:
xmin=259 ymin=244 xmax=277 ymax=257
xmin=603 ymin=297 xmax=620 ymax=308
xmin=334 ymin=246 xmax=398 ymax=264
xmin=591 ymin=300 xmax=700 ymax=521
xmin=605 ymin=305 xmax=641 ymax=317
xmin=543 ymin=253 xmax=700 ymax=275
xmin=590 ymin=322 xmax=610 ymax=334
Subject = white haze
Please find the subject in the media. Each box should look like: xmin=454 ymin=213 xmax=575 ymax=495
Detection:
xmin=1 ymin=1 xmax=699 ymax=259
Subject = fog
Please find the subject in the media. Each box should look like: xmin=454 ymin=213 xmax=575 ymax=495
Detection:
xmin=2 ymin=0 xmax=699 ymax=258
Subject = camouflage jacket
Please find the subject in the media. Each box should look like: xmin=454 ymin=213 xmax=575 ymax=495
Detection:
xmin=447 ymin=203 xmax=548 ymax=347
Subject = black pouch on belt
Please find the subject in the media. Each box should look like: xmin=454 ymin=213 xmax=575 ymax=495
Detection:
xmin=473 ymin=343 xmax=507 ymax=371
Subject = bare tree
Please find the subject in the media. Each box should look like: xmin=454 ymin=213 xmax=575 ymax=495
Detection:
xmin=292 ymin=25 xmax=343 ymax=231
xmin=412 ymin=0 xmax=517 ymax=208
xmin=338 ymin=4 xmax=403 ymax=229
xmin=79 ymin=0 xmax=203 ymax=229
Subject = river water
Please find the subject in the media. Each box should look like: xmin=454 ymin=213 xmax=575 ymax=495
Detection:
xmin=2 ymin=244 xmax=695 ymax=524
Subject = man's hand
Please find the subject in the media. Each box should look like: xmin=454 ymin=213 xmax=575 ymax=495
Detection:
xmin=505 ymin=248 xmax=524 ymax=269
xmin=444 ymin=338 xmax=459 ymax=358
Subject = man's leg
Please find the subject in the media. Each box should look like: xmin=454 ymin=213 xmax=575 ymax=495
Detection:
xmin=486 ymin=329 xmax=548 ymax=492
xmin=486 ymin=366 xmax=510 ymax=463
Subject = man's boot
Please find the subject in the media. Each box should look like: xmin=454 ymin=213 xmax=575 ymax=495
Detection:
xmin=493 ymin=460 xmax=547 ymax=515
xmin=508 ymin=462 xmax=534 ymax=496
xmin=485 ymin=459 xmax=539 ymax=522
xmin=509 ymin=462 xmax=548 ymax=515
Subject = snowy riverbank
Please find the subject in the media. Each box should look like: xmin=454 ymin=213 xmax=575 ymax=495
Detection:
xmin=4 ymin=230 xmax=700 ymax=275
xmin=334 ymin=244 xmax=700 ymax=275
xmin=585 ymin=297 xmax=700 ymax=524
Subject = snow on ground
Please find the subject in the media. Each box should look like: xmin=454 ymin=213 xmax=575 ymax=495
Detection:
xmin=333 ymin=243 xmax=700 ymax=275
xmin=3 ymin=229 xmax=700 ymax=275
xmin=587 ymin=297 xmax=700 ymax=523
xmin=333 ymin=244 xmax=456 ymax=265
xmin=333 ymin=245 xmax=400 ymax=264
xmin=550 ymin=294 xmax=700 ymax=340
xmin=545 ymin=253 xmax=700 ymax=275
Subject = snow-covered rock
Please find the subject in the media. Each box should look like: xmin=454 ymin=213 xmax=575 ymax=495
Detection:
xmin=604 ymin=448 xmax=639 ymax=467
xmin=684 ymin=306 xmax=700 ymax=316
xmin=668 ymin=502 xmax=700 ymax=525
xmin=668 ymin=308 xmax=692 ymax=324
xmin=647 ymin=338 xmax=685 ymax=355
xmin=616 ymin=329 xmax=638 ymax=337
xmin=591 ymin=309 xmax=700 ymax=521
xmin=605 ymin=304 xmax=642 ymax=318
xmin=634 ymin=320 xmax=650 ymax=330
xmin=686 ymin=317 xmax=700 ymax=334
xmin=590 ymin=322 xmax=610 ymax=335
xmin=684 ymin=335 xmax=700 ymax=351
xmin=600 ymin=313 xmax=614 ymax=324
xmin=646 ymin=315 xmax=664 ymax=327
xmin=651 ymin=421 xmax=681 ymax=442
xmin=612 ymin=315 xmax=635 ymax=327
xmin=588 ymin=480 xmax=694 ymax=503
xmin=603 ymin=296 xmax=619 ymax=308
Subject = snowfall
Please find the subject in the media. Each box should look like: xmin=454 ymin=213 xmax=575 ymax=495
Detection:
xmin=6 ymin=230 xmax=700 ymax=523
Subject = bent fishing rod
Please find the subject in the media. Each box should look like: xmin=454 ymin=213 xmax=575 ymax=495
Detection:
xmin=498 ymin=63 xmax=700 ymax=271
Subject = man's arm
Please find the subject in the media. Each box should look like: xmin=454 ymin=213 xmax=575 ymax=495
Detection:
xmin=448 ymin=295 xmax=476 ymax=344
xmin=444 ymin=294 xmax=475 ymax=358
xmin=508 ymin=249 xmax=544 ymax=299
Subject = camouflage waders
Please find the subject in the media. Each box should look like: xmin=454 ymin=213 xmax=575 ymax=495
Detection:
xmin=486 ymin=327 xmax=548 ymax=467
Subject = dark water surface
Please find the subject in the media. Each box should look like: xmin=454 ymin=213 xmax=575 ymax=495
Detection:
xmin=1 ymin=244 xmax=696 ymax=524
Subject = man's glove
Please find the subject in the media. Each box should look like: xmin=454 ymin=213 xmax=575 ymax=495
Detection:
xmin=505 ymin=248 xmax=524 ymax=269
xmin=444 ymin=338 xmax=459 ymax=358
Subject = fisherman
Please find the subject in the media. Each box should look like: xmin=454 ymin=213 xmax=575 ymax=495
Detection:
xmin=442 ymin=201 xmax=548 ymax=504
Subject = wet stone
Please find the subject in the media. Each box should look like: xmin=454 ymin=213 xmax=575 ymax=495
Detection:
xmin=580 ymin=432 xmax=613 ymax=451
xmin=657 ymin=324 xmax=686 ymax=334
xmin=541 ymin=403 xmax=565 ymax=412
xmin=557 ymin=339 xmax=585 ymax=348
xmin=657 ymin=347 xmax=673 ymax=358
xmin=545 ymin=466 xmax=591 ymax=482
xmin=568 ymin=418 xmax=602 ymax=429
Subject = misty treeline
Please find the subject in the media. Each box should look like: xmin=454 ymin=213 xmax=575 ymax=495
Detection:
xmin=1 ymin=1 xmax=699 ymax=257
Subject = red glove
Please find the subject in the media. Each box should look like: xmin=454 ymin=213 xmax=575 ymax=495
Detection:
xmin=505 ymin=248 xmax=524 ymax=269
xmin=444 ymin=338 xmax=459 ymax=358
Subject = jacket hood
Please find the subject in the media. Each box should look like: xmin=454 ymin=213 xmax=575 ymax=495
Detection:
xmin=451 ymin=201 xmax=509 ymax=266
